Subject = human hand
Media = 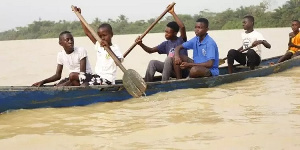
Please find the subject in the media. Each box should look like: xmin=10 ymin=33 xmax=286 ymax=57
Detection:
xmin=168 ymin=4 xmax=175 ymax=14
xmin=135 ymin=36 xmax=142 ymax=45
xmin=180 ymin=62 xmax=190 ymax=69
xmin=73 ymin=6 xmax=81 ymax=13
xmin=252 ymin=40 xmax=263 ymax=47
xmin=289 ymin=33 xmax=295 ymax=39
xmin=100 ymin=40 xmax=109 ymax=47
xmin=288 ymin=42 xmax=296 ymax=47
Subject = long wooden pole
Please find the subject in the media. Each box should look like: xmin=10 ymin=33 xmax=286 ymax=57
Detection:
xmin=123 ymin=2 xmax=176 ymax=58
xmin=71 ymin=6 xmax=126 ymax=72
xmin=71 ymin=6 xmax=147 ymax=98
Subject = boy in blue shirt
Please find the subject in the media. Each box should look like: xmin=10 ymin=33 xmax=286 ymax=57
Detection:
xmin=174 ymin=18 xmax=219 ymax=78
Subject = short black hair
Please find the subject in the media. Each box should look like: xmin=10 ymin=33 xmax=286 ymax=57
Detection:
xmin=166 ymin=21 xmax=179 ymax=32
xmin=244 ymin=15 xmax=255 ymax=25
xmin=98 ymin=23 xmax=113 ymax=34
xmin=292 ymin=19 xmax=300 ymax=24
xmin=196 ymin=18 xmax=209 ymax=28
xmin=59 ymin=31 xmax=72 ymax=40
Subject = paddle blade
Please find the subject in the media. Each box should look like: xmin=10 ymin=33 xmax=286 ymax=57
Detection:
xmin=123 ymin=69 xmax=147 ymax=98
xmin=219 ymin=59 xmax=226 ymax=66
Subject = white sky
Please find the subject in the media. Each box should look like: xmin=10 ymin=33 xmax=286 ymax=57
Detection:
xmin=0 ymin=0 xmax=289 ymax=32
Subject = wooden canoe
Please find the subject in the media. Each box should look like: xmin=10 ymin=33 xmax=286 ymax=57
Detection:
xmin=1 ymin=55 xmax=299 ymax=113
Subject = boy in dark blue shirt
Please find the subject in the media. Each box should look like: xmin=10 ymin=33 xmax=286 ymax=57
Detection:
xmin=135 ymin=6 xmax=188 ymax=82
xmin=174 ymin=18 xmax=219 ymax=78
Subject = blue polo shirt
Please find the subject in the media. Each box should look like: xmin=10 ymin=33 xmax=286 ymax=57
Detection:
xmin=182 ymin=34 xmax=219 ymax=76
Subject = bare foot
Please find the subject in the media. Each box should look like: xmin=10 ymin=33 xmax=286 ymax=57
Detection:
xmin=269 ymin=62 xmax=275 ymax=66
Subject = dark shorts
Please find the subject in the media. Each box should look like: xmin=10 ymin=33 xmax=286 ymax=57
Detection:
xmin=79 ymin=72 xmax=112 ymax=85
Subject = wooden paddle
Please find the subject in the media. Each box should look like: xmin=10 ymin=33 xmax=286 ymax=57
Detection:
xmin=123 ymin=2 xmax=176 ymax=58
xmin=219 ymin=46 xmax=255 ymax=66
xmin=71 ymin=6 xmax=147 ymax=98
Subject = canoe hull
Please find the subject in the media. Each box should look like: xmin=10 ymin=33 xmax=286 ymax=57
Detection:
xmin=1 ymin=55 xmax=299 ymax=113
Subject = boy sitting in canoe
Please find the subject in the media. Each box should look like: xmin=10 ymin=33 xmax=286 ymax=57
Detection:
xmin=74 ymin=7 xmax=123 ymax=85
xmin=226 ymin=15 xmax=271 ymax=74
xmin=277 ymin=20 xmax=300 ymax=63
xmin=32 ymin=31 xmax=94 ymax=87
xmin=135 ymin=5 xmax=188 ymax=82
xmin=174 ymin=18 xmax=219 ymax=78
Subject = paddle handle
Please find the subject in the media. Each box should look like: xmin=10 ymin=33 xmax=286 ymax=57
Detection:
xmin=71 ymin=6 xmax=127 ymax=72
xmin=222 ymin=46 xmax=255 ymax=61
xmin=123 ymin=2 xmax=176 ymax=58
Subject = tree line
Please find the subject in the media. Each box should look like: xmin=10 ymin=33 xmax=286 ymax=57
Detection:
xmin=0 ymin=0 xmax=299 ymax=41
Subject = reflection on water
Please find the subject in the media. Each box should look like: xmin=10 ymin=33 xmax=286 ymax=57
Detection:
xmin=1 ymin=67 xmax=300 ymax=149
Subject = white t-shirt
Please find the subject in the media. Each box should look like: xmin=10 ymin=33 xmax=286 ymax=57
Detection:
xmin=57 ymin=47 xmax=92 ymax=73
xmin=241 ymin=30 xmax=266 ymax=57
xmin=94 ymin=42 xmax=123 ymax=84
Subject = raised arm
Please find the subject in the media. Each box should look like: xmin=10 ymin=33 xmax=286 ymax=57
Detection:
xmin=135 ymin=36 xmax=158 ymax=54
xmin=74 ymin=6 xmax=97 ymax=44
xmin=32 ymin=64 xmax=63 ymax=87
xmin=169 ymin=6 xmax=187 ymax=41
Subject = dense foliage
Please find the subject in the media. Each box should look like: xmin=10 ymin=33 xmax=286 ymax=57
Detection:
xmin=0 ymin=0 xmax=299 ymax=41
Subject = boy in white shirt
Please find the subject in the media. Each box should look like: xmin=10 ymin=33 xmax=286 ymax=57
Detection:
xmin=76 ymin=7 xmax=123 ymax=85
xmin=226 ymin=15 xmax=271 ymax=74
xmin=32 ymin=31 xmax=93 ymax=86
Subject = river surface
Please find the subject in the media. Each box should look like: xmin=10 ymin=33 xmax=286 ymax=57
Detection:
xmin=1 ymin=28 xmax=300 ymax=149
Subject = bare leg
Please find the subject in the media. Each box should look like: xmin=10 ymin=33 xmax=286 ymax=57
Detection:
xmin=56 ymin=78 xmax=70 ymax=86
xmin=173 ymin=63 xmax=181 ymax=79
xmin=278 ymin=52 xmax=293 ymax=63
xmin=175 ymin=55 xmax=191 ymax=78
xmin=69 ymin=72 xmax=80 ymax=86
xmin=227 ymin=49 xmax=246 ymax=74
xmin=292 ymin=51 xmax=300 ymax=58
xmin=228 ymin=64 xmax=233 ymax=74
xmin=189 ymin=66 xmax=211 ymax=78
xmin=56 ymin=80 xmax=72 ymax=86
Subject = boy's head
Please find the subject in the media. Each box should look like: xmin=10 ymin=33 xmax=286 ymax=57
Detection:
xmin=59 ymin=31 xmax=74 ymax=53
xmin=194 ymin=18 xmax=209 ymax=37
xmin=164 ymin=21 xmax=179 ymax=40
xmin=243 ymin=15 xmax=254 ymax=30
xmin=97 ymin=23 xmax=113 ymax=45
xmin=291 ymin=20 xmax=300 ymax=32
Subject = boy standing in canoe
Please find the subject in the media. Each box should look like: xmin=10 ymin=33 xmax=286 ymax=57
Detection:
xmin=226 ymin=15 xmax=271 ymax=74
xmin=32 ymin=31 xmax=93 ymax=86
xmin=74 ymin=7 xmax=123 ymax=85
xmin=277 ymin=20 xmax=300 ymax=63
xmin=135 ymin=6 xmax=188 ymax=82
xmin=174 ymin=18 xmax=219 ymax=78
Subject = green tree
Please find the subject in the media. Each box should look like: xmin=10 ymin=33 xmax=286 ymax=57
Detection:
xmin=0 ymin=0 xmax=298 ymax=41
